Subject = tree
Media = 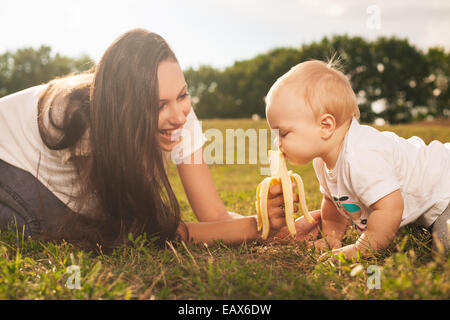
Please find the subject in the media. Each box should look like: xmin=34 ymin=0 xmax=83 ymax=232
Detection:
xmin=222 ymin=48 xmax=303 ymax=118
xmin=183 ymin=35 xmax=447 ymax=123
xmin=425 ymin=47 xmax=449 ymax=119
xmin=298 ymin=35 xmax=377 ymax=123
xmin=184 ymin=65 xmax=236 ymax=118
xmin=2 ymin=39 xmax=447 ymax=123
xmin=0 ymin=45 xmax=94 ymax=98
xmin=371 ymin=37 xmax=430 ymax=123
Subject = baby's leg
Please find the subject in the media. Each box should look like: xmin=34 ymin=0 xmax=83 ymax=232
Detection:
xmin=431 ymin=203 xmax=450 ymax=252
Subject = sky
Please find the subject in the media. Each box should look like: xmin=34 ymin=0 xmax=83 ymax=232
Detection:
xmin=0 ymin=0 xmax=449 ymax=70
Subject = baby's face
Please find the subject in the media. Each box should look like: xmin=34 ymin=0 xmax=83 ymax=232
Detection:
xmin=266 ymin=83 xmax=322 ymax=165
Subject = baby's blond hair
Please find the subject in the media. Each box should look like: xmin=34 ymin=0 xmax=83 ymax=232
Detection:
xmin=270 ymin=59 xmax=360 ymax=127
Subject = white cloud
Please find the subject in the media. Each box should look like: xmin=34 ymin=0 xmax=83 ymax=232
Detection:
xmin=325 ymin=4 xmax=346 ymax=17
xmin=425 ymin=20 xmax=450 ymax=49
xmin=0 ymin=0 xmax=448 ymax=68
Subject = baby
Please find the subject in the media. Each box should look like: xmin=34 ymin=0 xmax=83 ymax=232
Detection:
xmin=265 ymin=60 xmax=450 ymax=258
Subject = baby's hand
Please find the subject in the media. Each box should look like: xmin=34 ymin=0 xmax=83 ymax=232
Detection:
xmin=265 ymin=182 xmax=299 ymax=234
xmin=318 ymin=244 xmax=358 ymax=262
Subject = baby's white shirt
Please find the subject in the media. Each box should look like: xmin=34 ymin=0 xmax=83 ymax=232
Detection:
xmin=0 ymin=84 xmax=206 ymax=215
xmin=313 ymin=117 xmax=450 ymax=232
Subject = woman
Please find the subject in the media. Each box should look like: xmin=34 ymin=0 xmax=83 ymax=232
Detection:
xmin=0 ymin=29 xmax=319 ymax=250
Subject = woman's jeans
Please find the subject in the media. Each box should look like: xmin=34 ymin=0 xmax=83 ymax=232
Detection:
xmin=0 ymin=158 xmax=76 ymax=239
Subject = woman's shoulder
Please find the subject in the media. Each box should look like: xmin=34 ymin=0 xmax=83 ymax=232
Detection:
xmin=38 ymin=73 xmax=93 ymax=114
xmin=37 ymin=73 xmax=93 ymax=159
xmin=0 ymin=84 xmax=48 ymax=110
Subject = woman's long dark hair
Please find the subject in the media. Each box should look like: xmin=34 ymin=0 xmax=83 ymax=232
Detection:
xmin=37 ymin=29 xmax=183 ymax=250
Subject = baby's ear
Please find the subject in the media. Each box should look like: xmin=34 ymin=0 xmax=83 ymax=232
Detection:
xmin=318 ymin=113 xmax=336 ymax=140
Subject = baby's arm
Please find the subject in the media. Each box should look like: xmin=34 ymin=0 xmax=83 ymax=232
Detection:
xmin=356 ymin=189 xmax=403 ymax=254
xmin=311 ymin=195 xmax=349 ymax=250
xmin=331 ymin=190 xmax=404 ymax=259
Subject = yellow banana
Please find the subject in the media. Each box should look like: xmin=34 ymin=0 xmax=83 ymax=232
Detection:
xmin=255 ymin=150 xmax=314 ymax=240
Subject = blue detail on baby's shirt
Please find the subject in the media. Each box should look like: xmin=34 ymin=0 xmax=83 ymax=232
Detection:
xmin=332 ymin=195 xmax=368 ymax=232
xmin=342 ymin=203 xmax=361 ymax=213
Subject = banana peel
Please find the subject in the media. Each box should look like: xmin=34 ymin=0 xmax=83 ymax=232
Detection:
xmin=255 ymin=150 xmax=314 ymax=240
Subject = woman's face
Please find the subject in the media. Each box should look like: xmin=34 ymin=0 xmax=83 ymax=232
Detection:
xmin=157 ymin=60 xmax=191 ymax=151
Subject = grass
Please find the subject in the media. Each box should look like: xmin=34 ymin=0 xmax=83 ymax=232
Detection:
xmin=0 ymin=119 xmax=449 ymax=299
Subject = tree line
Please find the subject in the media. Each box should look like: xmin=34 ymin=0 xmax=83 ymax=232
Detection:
xmin=0 ymin=45 xmax=93 ymax=98
xmin=0 ymin=35 xmax=448 ymax=124
xmin=185 ymin=35 xmax=448 ymax=124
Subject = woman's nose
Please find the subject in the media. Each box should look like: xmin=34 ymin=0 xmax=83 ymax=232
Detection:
xmin=170 ymin=105 xmax=187 ymax=127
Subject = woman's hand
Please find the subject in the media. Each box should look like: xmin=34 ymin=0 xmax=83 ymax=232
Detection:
xmin=267 ymin=210 xmax=321 ymax=244
xmin=264 ymin=183 xmax=321 ymax=241
xmin=264 ymin=182 xmax=299 ymax=232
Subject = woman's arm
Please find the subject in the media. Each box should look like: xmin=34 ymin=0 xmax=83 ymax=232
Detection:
xmin=175 ymin=172 xmax=292 ymax=245
xmin=181 ymin=216 xmax=260 ymax=246
xmin=177 ymin=147 xmax=241 ymax=222
xmin=179 ymin=203 xmax=288 ymax=246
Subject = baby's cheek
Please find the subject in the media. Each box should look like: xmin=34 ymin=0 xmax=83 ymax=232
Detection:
xmin=285 ymin=147 xmax=305 ymax=165
xmin=290 ymin=141 xmax=306 ymax=157
xmin=296 ymin=149 xmax=314 ymax=165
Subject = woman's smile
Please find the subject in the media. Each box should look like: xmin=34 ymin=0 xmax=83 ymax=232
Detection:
xmin=158 ymin=128 xmax=183 ymax=150
xmin=159 ymin=128 xmax=182 ymax=142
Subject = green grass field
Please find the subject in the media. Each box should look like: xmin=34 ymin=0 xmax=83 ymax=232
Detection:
xmin=0 ymin=119 xmax=449 ymax=299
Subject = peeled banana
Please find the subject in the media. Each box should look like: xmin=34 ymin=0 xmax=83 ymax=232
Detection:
xmin=255 ymin=150 xmax=314 ymax=240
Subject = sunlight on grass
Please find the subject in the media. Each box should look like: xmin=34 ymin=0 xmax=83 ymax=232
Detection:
xmin=0 ymin=119 xmax=449 ymax=299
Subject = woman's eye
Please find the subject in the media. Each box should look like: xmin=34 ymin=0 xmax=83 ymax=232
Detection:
xmin=159 ymin=92 xmax=189 ymax=110
xmin=178 ymin=92 xmax=190 ymax=100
